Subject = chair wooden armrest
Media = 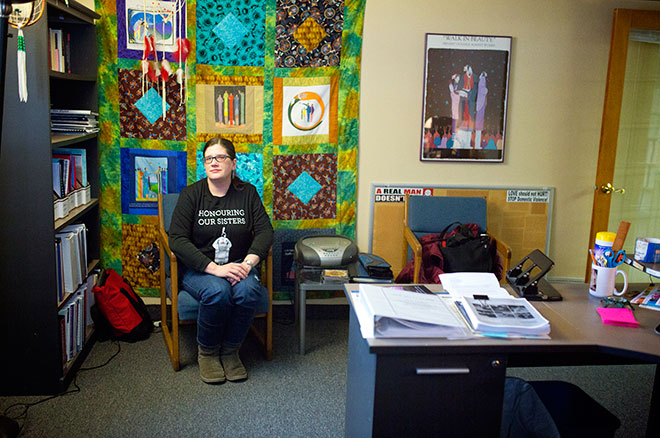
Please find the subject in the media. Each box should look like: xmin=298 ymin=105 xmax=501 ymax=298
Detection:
xmin=157 ymin=196 xmax=180 ymax=371
xmin=249 ymin=248 xmax=273 ymax=360
xmin=489 ymin=232 xmax=512 ymax=278
xmin=402 ymin=224 xmax=423 ymax=283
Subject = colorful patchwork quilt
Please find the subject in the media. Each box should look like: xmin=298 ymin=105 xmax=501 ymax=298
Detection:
xmin=97 ymin=0 xmax=365 ymax=298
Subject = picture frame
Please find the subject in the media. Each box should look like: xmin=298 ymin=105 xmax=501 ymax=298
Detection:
xmin=420 ymin=34 xmax=512 ymax=162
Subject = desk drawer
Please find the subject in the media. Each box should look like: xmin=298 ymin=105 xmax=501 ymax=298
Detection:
xmin=372 ymin=353 xmax=507 ymax=437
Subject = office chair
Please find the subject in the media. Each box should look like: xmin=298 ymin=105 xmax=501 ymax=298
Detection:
xmin=157 ymin=193 xmax=273 ymax=371
xmin=402 ymin=194 xmax=512 ymax=283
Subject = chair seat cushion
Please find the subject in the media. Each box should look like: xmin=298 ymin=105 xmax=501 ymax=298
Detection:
xmin=166 ymin=278 xmax=269 ymax=321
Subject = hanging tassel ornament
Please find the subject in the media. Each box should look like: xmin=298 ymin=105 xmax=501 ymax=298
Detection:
xmin=17 ymin=27 xmax=28 ymax=102
xmin=160 ymin=59 xmax=172 ymax=119
xmin=172 ymin=37 xmax=190 ymax=105
xmin=141 ymin=35 xmax=156 ymax=95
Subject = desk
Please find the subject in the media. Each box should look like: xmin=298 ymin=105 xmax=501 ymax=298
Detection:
xmin=344 ymin=282 xmax=660 ymax=437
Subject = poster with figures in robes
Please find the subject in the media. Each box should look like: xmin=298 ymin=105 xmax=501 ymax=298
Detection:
xmin=420 ymin=34 xmax=511 ymax=162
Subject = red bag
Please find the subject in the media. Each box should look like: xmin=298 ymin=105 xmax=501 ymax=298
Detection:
xmin=92 ymin=269 xmax=152 ymax=342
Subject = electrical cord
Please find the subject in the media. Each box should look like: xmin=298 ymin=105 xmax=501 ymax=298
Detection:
xmin=1 ymin=340 xmax=121 ymax=436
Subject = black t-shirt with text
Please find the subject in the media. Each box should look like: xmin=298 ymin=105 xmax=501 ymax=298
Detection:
xmin=169 ymin=178 xmax=273 ymax=272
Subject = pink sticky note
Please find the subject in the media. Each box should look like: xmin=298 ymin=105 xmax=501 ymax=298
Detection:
xmin=597 ymin=307 xmax=639 ymax=328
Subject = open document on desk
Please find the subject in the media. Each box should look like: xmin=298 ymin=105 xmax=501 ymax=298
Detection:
xmin=439 ymin=273 xmax=550 ymax=337
xmin=354 ymin=284 xmax=472 ymax=339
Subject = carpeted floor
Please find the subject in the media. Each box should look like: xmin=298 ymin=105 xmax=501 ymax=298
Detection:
xmin=0 ymin=304 xmax=655 ymax=437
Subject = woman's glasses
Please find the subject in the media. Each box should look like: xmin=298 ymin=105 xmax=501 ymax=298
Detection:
xmin=203 ymin=154 xmax=231 ymax=164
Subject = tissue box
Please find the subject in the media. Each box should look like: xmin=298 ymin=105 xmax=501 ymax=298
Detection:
xmin=634 ymin=238 xmax=660 ymax=263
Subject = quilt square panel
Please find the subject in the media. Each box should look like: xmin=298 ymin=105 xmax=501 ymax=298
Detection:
xmin=196 ymin=0 xmax=266 ymax=66
xmin=273 ymin=76 xmax=338 ymax=145
xmin=117 ymin=0 xmax=187 ymax=62
xmin=273 ymin=153 xmax=336 ymax=220
xmin=120 ymin=147 xmax=187 ymax=215
xmin=196 ymin=150 xmax=265 ymax=200
xmin=275 ymin=0 xmax=344 ymax=67
xmin=119 ymin=69 xmax=187 ymax=140
xmin=196 ymin=83 xmax=264 ymax=140
xmin=121 ymin=223 xmax=160 ymax=293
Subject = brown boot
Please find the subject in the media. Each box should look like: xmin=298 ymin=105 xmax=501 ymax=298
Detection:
xmin=198 ymin=346 xmax=225 ymax=384
xmin=220 ymin=346 xmax=248 ymax=381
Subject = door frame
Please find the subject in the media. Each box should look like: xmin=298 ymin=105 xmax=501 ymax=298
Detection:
xmin=586 ymin=9 xmax=660 ymax=280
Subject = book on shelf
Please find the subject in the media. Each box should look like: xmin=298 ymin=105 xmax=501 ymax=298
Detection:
xmin=58 ymin=284 xmax=87 ymax=365
xmin=53 ymin=147 xmax=88 ymax=187
xmin=52 ymin=153 xmax=76 ymax=193
xmin=51 ymin=109 xmax=99 ymax=116
xmin=55 ymin=224 xmax=88 ymax=294
xmin=48 ymin=28 xmax=71 ymax=73
xmin=51 ymin=109 xmax=99 ymax=134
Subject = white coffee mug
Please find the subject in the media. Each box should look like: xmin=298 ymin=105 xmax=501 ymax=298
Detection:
xmin=589 ymin=263 xmax=628 ymax=297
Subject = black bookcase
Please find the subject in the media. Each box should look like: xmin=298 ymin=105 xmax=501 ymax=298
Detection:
xmin=0 ymin=0 xmax=100 ymax=395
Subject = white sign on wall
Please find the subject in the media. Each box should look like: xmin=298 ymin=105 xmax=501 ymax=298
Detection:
xmin=506 ymin=190 xmax=551 ymax=203
xmin=373 ymin=186 xmax=433 ymax=203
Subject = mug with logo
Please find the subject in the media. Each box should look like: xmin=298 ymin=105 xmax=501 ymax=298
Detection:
xmin=589 ymin=263 xmax=628 ymax=298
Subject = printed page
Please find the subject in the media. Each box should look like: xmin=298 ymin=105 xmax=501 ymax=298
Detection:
xmin=439 ymin=272 xmax=511 ymax=299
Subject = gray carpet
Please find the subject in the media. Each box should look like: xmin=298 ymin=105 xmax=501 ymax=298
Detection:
xmin=1 ymin=304 xmax=655 ymax=437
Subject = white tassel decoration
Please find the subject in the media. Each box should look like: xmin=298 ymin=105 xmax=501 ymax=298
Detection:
xmin=17 ymin=28 xmax=28 ymax=102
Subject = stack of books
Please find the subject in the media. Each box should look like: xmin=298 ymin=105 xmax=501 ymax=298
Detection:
xmin=49 ymin=28 xmax=70 ymax=73
xmin=52 ymin=147 xmax=91 ymax=219
xmin=51 ymin=109 xmax=99 ymax=134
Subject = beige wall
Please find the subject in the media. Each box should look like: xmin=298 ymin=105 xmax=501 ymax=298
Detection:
xmin=358 ymin=0 xmax=660 ymax=280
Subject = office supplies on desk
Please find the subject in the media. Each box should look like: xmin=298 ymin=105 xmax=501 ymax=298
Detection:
xmin=612 ymin=221 xmax=631 ymax=252
xmin=635 ymin=237 xmax=660 ymax=264
xmin=596 ymin=307 xmax=638 ymax=328
xmin=589 ymin=264 xmax=628 ymax=298
xmin=603 ymin=249 xmax=625 ymax=267
xmin=594 ymin=231 xmax=615 ymax=259
xmin=505 ymin=250 xmax=562 ymax=301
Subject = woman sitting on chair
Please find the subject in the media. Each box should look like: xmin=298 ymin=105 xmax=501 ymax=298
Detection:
xmin=169 ymin=137 xmax=273 ymax=384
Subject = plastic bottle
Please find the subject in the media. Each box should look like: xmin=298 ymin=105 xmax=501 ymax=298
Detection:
xmin=594 ymin=231 xmax=615 ymax=258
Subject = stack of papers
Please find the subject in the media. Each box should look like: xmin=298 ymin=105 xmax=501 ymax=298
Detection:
xmin=51 ymin=109 xmax=99 ymax=134
xmin=351 ymin=273 xmax=551 ymax=339
xmin=441 ymin=273 xmax=550 ymax=336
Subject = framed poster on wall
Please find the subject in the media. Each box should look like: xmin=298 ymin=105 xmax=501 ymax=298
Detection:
xmin=420 ymin=34 xmax=512 ymax=162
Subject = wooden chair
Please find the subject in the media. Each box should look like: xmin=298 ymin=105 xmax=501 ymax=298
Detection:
xmin=157 ymin=193 xmax=273 ymax=371
xmin=402 ymin=194 xmax=512 ymax=283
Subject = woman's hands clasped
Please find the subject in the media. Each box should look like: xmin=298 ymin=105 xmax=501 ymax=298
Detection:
xmin=205 ymin=261 xmax=251 ymax=286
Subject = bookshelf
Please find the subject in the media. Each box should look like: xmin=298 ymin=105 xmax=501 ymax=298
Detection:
xmin=0 ymin=0 xmax=100 ymax=395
